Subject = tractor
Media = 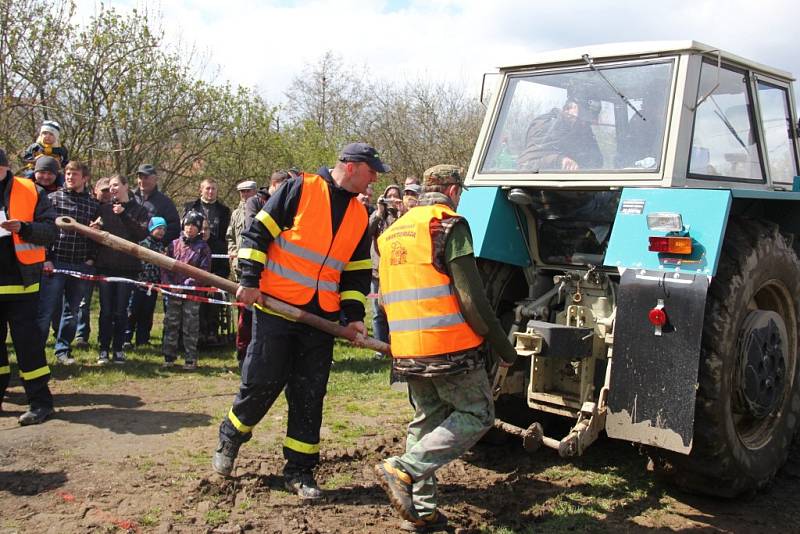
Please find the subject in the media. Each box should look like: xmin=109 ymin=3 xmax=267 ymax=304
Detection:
xmin=459 ymin=40 xmax=800 ymax=496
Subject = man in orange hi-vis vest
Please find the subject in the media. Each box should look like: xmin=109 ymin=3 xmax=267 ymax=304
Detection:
xmin=213 ymin=143 xmax=389 ymax=500
xmin=374 ymin=164 xmax=518 ymax=532
xmin=0 ymin=148 xmax=58 ymax=425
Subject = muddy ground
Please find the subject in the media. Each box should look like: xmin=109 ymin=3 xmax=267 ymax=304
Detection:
xmin=2 ymin=370 xmax=800 ymax=533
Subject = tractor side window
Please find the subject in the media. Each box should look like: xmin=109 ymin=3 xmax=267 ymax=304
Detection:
xmin=756 ymin=81 xmax=798 ymax=184
xmin=689 ymin=63 xmax=764 ymax=181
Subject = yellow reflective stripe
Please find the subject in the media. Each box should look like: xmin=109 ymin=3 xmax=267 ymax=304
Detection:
xmin=238 ymin=248 xmax=266 ymax=265
xmin=0 ymin=283 xmax=40 ymax=294
xmin=0 ymin=365 xmax=10 ymax=375
xmin=340 ymin=290 xmax=366 ymax=306
xmin=227 ymin=408 xmax=253 ymax=433
xmin=255 ymin=210 xmax=282 ymax=238
xmin=343 ymin=259 xmax=372 ymax=271
xmin=20 ymin=365 xmax=50 ymax=381
xmin=253 ymin=302 xmax=297 ymax=322
xmin=284 ymin=436 xmax=320 ymax=454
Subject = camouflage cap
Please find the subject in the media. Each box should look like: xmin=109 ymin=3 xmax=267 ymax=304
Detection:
xmin=422 ymin=164 xmax=467 ymax=189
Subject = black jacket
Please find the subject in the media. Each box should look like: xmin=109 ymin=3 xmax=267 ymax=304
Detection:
xmin=95 ymin=199 xmax=149 ymax=275
xmin=133 ymin=186 xmax=181 ymax=243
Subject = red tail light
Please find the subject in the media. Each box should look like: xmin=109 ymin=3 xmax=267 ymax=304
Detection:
xmin=648 ymin=236 xmax=692 ymax=255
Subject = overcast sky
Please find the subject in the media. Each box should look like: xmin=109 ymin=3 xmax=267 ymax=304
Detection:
xmin=76 ymin=0 xmax=800 ymax=105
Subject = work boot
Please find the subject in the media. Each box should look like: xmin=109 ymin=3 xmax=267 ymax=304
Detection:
xmin=212 ymin=439 xmax=240 ymax=476
xmin=374 ymin=461 xmax=419 ymax=524
xmin=400 ymin=510 xmax=449 ymax=533
xmin=18 ymin=405 xmax=54 ymax=426
xmin=284 ymin=472 xmax=323 ymax=500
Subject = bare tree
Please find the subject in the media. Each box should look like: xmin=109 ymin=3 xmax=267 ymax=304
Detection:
xmin=367 ymin=79 xmax=484 ymax=179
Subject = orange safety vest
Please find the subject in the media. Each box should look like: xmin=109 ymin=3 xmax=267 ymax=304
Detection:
xmin=377 ymin=204 xmax=483 ymax=358
xmin=8 ymin=177 xmax=46 ymax=265
xmin=259 ymin=174 xmax=367 ymax=312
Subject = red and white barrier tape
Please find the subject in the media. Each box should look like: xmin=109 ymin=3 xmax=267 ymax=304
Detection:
xmin=46 ymin=268 xmax=244 ymax=307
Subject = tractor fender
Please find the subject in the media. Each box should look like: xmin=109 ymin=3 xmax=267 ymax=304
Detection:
xmin=603 ymin=188 xmax=730 ymax=453
xmin=606 ymin=269 xmax=708 ymax=453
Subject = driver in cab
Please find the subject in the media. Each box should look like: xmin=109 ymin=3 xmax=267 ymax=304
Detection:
xmin=518 ymin=96 xmax=603 ymax=171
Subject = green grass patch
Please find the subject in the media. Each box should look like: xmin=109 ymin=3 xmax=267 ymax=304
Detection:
xmin=321 ymin=472 xmax=353 ymax=489
xmin=139 ymin=507 xmax=161 ymax=527
xmin=204 ymin=508 xmax=229 ymax=527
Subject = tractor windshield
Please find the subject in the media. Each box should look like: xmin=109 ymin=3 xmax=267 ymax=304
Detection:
xmin=481 ymin=59 xmax=675 ymax=174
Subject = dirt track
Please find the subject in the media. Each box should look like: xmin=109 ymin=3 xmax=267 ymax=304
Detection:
xmin=2 ymin=373 xmax=800 ymax=533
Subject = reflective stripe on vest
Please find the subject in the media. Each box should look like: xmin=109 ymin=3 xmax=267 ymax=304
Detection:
xmin=259 ymin=174 xmax=367 ymax=312
xmin=377 ymin=204 xmax=483 ymax=358
xmin=9 ymin=177 xmax=46 ymax=265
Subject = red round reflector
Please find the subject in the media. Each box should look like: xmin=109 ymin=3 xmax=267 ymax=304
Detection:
xmin=648 ymin=308 xmax=667 ymax=326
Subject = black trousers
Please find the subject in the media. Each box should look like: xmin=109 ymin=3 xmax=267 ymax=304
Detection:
xmin=0 ymin=297 xmax=53 ymax=409
xmin=219 ymin=310 xmax=334 ymax=473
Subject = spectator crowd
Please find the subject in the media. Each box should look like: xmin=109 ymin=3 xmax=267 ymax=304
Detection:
xmin=1 ymin=122 xmax=428 ymax=380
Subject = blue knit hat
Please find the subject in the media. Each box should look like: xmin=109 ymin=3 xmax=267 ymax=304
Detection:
xmin=148 ymin=216 xmax=167 ymax=233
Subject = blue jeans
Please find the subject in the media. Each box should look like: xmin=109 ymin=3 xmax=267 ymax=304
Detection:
xmin=98 ymin=280 xmax=133 ymax=352
xmin=76 ymin=282 xmax=95 ymax=341
xmin=371 ymin=277 xmax=389 ymax=343
xmin=36 ymin=261 xmax=92 ymax=356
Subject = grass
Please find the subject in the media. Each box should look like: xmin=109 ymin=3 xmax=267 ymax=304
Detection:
xmin=321 ymin=472 xmax=354 ymax=489
xmin=139 ymin=507 xmax=161 ymax=527
xmin=204 ymin=508 xmax=229 ymax=527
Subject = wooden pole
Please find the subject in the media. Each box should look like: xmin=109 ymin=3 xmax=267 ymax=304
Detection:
xmin=56 ymin=216 xmax=390 ymax=354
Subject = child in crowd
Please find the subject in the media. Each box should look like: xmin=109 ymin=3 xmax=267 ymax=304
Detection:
xmin=162 ymin=211 xmax=211 ymax=370
xmin=23 ymin=121 xmax=69 ymax=181
xmin=125 ymin=216 xmax=168 ymax=347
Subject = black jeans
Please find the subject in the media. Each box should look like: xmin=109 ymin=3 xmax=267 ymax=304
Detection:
xmin=98 ymin=280 xmax=133 ymax=352
xmin=220 ymin=310 xmax=334 ymax=473
xmin=0 ymin=297 xmax=53 ymax=409
xmin=126 ymin=287 xmax=158 ymax=345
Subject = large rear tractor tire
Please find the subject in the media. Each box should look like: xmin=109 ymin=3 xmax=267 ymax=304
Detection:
xmin=651 ymin=218 xmax=800 ymax=497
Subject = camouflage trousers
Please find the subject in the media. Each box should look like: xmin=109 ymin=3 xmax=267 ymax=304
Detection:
xmin=162 ymin=297 xmax=200 ymax=362
xmin=388 ymin=366 xmax=494 ymax=516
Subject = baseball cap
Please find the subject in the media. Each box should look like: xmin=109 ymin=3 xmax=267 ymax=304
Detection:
xmin=422 ymin=164 xmax=467 ymax=190
xmin=403 ymin=184 xmax=422 ymax=195
xmin=339 ymin=142 xmax=391 ymax=173
xmin=236 ymin=180 xmax=257 ymax=191
xmin=137 ymin=164 xmax=157 ymax=176
xmin=34 ymin=156 xmax=60 ymax=174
